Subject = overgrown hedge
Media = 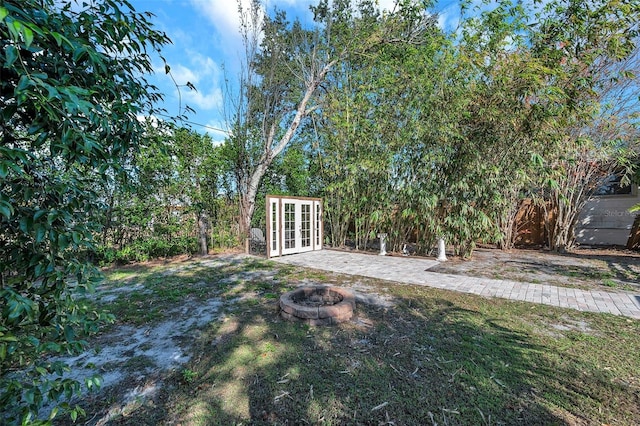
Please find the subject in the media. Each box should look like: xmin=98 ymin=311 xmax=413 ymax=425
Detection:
xmin=95 ymin=236 xmax=199 ymax=265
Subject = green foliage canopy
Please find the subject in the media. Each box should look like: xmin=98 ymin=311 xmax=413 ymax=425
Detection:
xmin=0 ymin=0 xmax=170 ymax=422
xmin=98 ymin=125 xmax=225 ymax=262
xmin=314 ymin=0 xmax=639 ymax=256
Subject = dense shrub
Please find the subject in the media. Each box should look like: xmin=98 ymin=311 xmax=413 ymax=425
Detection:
xmin=95 ymin=236 xmax=200 ymax=265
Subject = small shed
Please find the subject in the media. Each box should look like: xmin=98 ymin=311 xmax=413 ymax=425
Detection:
xmin=576 ymin=184 xmax=640 ymax=246
xmin=266 ymin=195 xmax=323 ymax=258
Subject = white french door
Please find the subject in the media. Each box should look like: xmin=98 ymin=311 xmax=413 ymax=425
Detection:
xmin=267 ymin=196 xmax=322 ymax=258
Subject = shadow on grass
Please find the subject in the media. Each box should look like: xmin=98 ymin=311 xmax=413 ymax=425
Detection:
xmin=557 ymin=251 xmax=640 ymax=285
xmin=66 ymin=254 xmax=639 ymax=426
xmin=99 ymin=292 xmax=638 ymax=425
xmin=502 ymin=254 xmax=639 ymax=287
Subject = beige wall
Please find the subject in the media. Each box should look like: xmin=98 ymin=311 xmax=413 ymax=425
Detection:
xmin=576 ymin=185 xmax=639 ymax=246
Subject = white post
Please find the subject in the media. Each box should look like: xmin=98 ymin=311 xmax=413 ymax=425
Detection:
xmin=437 ymin=237 xmax=447 ymax=261
xmin=377 ymin=233 xmax=387 ymax=256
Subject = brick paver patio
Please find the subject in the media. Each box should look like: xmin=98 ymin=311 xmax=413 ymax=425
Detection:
xmin=272 ymin=250 xmax=640 ymax=319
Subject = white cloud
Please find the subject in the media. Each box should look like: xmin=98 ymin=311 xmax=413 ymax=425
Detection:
xmin=436 ymin=3 xmax=461 ymax=32
xmin=193 ymin=54 xmax=221 ymax=76
xmin=189 ymin=0 xmax=254 ymax=45
xmin=182 ymin=54 xmax=221 ymax=84
xmin=377 ymin=0 xmax=400 ymax=13
xmin=171 ymin=53 xmax=224 ymax=111
xmin=171 ymin=64 xmax=199 ymax=85
xmin=184 ymin=85 xmax=223 ymax=111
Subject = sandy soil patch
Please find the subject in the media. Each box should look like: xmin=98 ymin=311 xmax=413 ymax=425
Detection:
xmin=427 ymin=246 xmax=640 ymax=292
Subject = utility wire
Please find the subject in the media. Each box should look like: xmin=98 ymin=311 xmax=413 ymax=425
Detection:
xmin=155 ymin=112 xmax=231 ymax=135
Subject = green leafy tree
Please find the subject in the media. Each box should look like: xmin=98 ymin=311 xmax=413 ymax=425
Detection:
xmin=99 ymin=121 xmax=174 ymax=259
xmin=171 ymin=128 xmax=222 ymax=255
xmin=316 ymin=0 xmax=534 ymax=256
xmin=222 ymin=0 xmax=639 ymax=257
xmin=443 ymin=1 xmax=552 ymax=253
xmin=0 ymin=0 xmax=170 ymax=422
xmin=306 ymin=0 xmax=440 ymax=250
xmin=531 ymin=0 xmax=640 ymax=251
xmin=99 ymin=126 xmax=224 ymax=262
xmin=225 ymin=0 xmax=333 ymax=238
xmin=226 ymin=0 xmax=394 ymax=239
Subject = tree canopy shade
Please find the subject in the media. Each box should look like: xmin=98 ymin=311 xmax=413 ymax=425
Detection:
xmin=529 ymin=0 xmax=640 ymax=251
xmin=0 ymin=0 xmax=171 ymax=422
xmin=308 ymin=0 xmax=640 ymax=256
xmin=226 ymin=0 xmax=452 ymax=240
xmin=98 ymin=126 xmax=225 ymax=261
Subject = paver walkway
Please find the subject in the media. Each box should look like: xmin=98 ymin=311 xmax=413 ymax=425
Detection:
xmin=272 ymin=250 xmax=640 ymax=319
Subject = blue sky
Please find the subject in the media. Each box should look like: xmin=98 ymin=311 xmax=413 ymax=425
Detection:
xmin=129 ymin=0 xmax=462 ymax=143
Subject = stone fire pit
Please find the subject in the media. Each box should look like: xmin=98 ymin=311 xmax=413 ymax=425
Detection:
xmin=279 ymin=285 xmax=355 ymax=326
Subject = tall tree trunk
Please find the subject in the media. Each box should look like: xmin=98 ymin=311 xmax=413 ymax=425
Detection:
xmin=237 ymin=59 xmax=339 ymax=241
xmin=239 ymin=193 xmax=256 ymax=241
xmin=543 ymin=154 xmax=611 ymax=252
xmin=102 ymin=192 xmax=115 ymax=246
xmin=197 ymin=211 xmax=209 ymax=255
xmin=497 ymin=197 xmax=523 ymax=251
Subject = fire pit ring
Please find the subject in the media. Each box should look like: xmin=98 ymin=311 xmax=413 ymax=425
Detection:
xmin=279 ymin=285 xmax=355 ymax=326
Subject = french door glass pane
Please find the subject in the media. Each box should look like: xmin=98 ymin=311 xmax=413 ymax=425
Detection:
xmin=315 ymin=203 xmax=321 ymax=246
xmin=271 ymin=202 xmax=277 ymax=251
xmin=284 ymin=203 xmax=295 ymax=249
xmin=301 ymin=204 xmax=311 ymax=247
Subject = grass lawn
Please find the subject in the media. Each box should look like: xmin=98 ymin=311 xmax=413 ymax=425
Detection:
xmin=64 ymin=254 xmax=640 ymax=425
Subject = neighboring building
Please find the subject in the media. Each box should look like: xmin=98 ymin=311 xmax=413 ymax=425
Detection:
xmin=576 ymin=177 xmax=639 ymax=246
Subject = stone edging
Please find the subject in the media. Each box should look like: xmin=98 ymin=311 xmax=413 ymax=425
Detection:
xmin=280 ymin=286 xmax=355 ymax=326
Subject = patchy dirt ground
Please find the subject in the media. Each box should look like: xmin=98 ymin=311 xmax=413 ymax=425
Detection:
xmin=61 ymin=254 xmax=259 ymax=425
xmin=46 ymin=247 xmax=639 ymax=425
xmin=51 ymin=253 xmax=396 ymax=425
xmin=428 ymin=246 xmax=640 ymax=292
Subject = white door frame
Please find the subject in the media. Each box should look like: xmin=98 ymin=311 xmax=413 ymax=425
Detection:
xmin=266 ymin=195 xmax=322 ymax=258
